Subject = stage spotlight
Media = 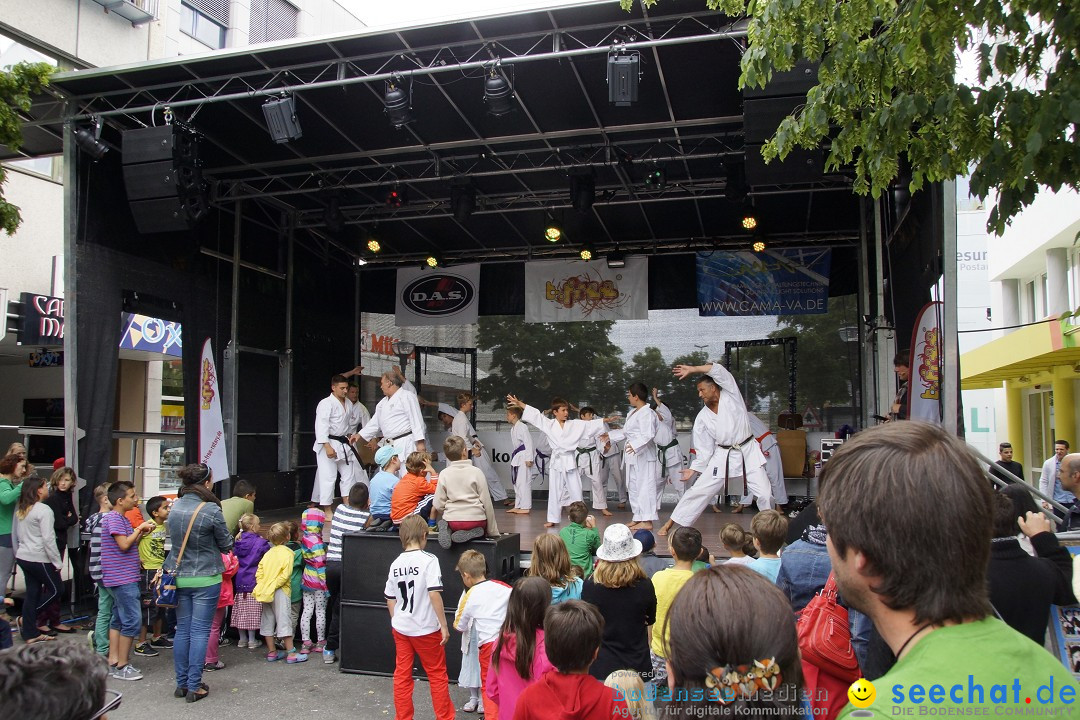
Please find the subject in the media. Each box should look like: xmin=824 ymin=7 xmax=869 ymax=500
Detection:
xmin=425 ymin=255 xmax=440 ymax=268
xmin=355 ymin=257 xmax=368 ymax=266
xmin=570 ymin=170 xmax=595 ymax=213
xmin=383 ymin=75 xmax=413 ymax=128
xmin=386 ymin=185 xmax=406 ymax=208
xmin=607 ymin=251 xmax=626 ymax=269
xmin=450 ymin=178 xmax=476 ymax=223
xmin=752 ymin=240 xmax=766 ymax=252
xmin=742 ymin=214 xmax=758 ymax=230
xmin=483 ymin=69 xmax=515 ymax=117
xmin=367 ymin=238 xmax=382 ymax=253
xmin=544 ymin=213 xmax=562 ymax=243
xmin=607 ymin=51 xmax=640 ymax=106
xmin=579 ymin=246 xmax=594 ymax=261
xmin=644 ymin=167 xmax=665 ymax=190
xmin=74 ymin=126 xmax=108 ymax=160
xmin=262 ymin=94 xmax=302 ymax=143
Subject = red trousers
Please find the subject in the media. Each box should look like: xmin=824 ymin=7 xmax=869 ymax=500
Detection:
xmin=392 ymin=629 xmax=455 ymax=720
xmin=479 ymin=640 xmax=499 ymax=720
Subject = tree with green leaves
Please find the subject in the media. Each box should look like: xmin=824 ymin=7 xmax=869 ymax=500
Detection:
xmin=476 ymin=316 xmax=628 ymax=414
xmin=626 ymin=346 xmax=674 ymax=398
xmin=1 ymin=62 xmax=54 ymax=235
xmin=628 ymin=0 xmax=1078 ymax=234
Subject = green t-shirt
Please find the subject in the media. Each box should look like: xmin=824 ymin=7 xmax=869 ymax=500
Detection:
xmin=138 ymin=522 xmax=168 ymax=570
xmin=286 ymin=540 xmax=303 ymax=603
xmin=559 ymin=523 xmax=602 ymax=577
xmin=837 ymin=617 xmax=1079 ymax=718
xmin=220 ymin=496 xmax=254 ymax=536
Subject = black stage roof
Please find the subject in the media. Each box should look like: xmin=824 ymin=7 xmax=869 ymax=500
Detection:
xmin=12 ymin=0 xmax=862 ymax=267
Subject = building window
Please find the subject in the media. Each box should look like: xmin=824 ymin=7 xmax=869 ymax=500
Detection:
xmin=181 ymin=2 xmax=227 ymax=49
xmin=1025 ymin=280 xmax=1036 ymax=323
xmin=250 ymin=0 xmax=299 ymax=44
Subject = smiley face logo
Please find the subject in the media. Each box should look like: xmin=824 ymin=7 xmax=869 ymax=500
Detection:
xmin=848 ymin=678 xmax=876 ymax=708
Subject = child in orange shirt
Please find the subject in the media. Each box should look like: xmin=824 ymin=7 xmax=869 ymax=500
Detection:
xmin=391 ymin=451 xmax=441 ymax=529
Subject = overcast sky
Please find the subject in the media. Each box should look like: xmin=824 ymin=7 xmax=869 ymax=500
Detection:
xmin=340 ymin=0 xmax=598 ymax=28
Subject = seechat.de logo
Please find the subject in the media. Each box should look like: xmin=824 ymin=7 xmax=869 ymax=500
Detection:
xmin=402 ymin=274 xmax=475 ymax=317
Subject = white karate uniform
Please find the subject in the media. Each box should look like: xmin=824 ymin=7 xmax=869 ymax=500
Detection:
xmin=654 ymin=402 xmax=685 ymax=501
xmin=599 ymin=425 xmax=628 ymax=505
xmin=739 ymin=415 xmax=788 ymax=507
xmin=509 ymin=421 xmax=535 ymax=510
xmin=607 ymin=405 xmax=661 ymax=523
xmin=670 ymin=363 xmax=773 ymax=528
xmin=357 ymin=387 xmax=426 ymax=478
xmin=521 ymin=405 xmax=606 ymax=524
xmin=452 ymin=410 xmax=508 ymax=502
xmin=346 ymin=401 xmax=372 ymax=487
xmin=312 ymin=394 xmax=360 ymax=505
xmin=575 ymin=424 xmax=607 ymax=510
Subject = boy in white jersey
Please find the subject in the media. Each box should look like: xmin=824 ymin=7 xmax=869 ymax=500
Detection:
xmin=384 ymin=515 xmax=454 ymax=720
xmin=453 ymin=550 xmax=511 ymax=720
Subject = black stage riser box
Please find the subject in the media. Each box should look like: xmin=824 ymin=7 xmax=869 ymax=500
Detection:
xmin=340 ymin=533 xmax=520 ymax=606
xmin=743 ymin=60 xmax=819 ymax=99
xmin=744 ymin=145 xmax=824 ymax=186
xmin=339 ymin=601 xmax=463 ymax=680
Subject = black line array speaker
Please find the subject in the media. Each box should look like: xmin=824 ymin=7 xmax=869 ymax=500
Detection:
xmin=338 ymin=602 xmax=463 ymax=679
xmin=743 ymin=96 xmax=803 ymax=145
xmin=122 ymin=125 xmax=208 ymax=233
xmin=744 ymin=145 xmax=824 ymax=186
xmin=743 ymin=60 xmax=818 ymax=99
xmin=340 ymin=532 xmax=520 ymax=606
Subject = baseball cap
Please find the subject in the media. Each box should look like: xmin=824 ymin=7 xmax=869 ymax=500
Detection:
xmin=374 ymin=445 xmax=398 ymax=468
xmin=53 ymin=457 xmax=66 ymax=471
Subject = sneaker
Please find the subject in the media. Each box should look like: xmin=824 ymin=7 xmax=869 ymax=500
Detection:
xmin=133 ymin=642 xmax=159 ymax=657
xmin=450 ymin=526 xmax=485 ymax=544
xmin=300 ymin=640 xmax=314 ymax=654
xmin=437 ymin=519 xmax=452 ymax=549
xmin=203 ymin=661 xmax=226 ymax=671
xmin=286 ymin=652 xmax=308 ymax=664
xmin=323 ymin=649 xmax=337 ymax=664
xmin=427 ymin=523 xmax=439 ymax=534
xmin=463 ymin=697 xmax=479 ymax=713
xmin=218 ymin=637 xmax=231 ymax=647
xmin=236 ymin=639 xmax=248 ymax=649
xmin=150 ymin=636 xmax=174 ymax=648
xmin=113 ymin=664 xmax=144 ymax=681
xmin=312 ymin=641 xmax=325 ymax=653
xmin=108 ymin=664 xmax=119 ymax=678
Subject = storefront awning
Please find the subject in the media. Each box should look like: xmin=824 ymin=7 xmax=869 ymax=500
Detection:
xmin=960 ymin=315 xmax=1080 ymax=389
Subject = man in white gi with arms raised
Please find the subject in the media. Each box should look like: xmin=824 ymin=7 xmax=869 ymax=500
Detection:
xmin=659 ymin=362 xmax=773 ymax=536
xmin=602 ymin=383 xmax=661 ymax=530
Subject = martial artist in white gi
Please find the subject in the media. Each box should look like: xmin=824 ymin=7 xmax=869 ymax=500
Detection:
xmin=312 ymin=375 xmax=362 ymax=512
xmin=599 ymin=417 xmax=628 ymax=509
xmin=453 ymin=392 xmax=509 ymax=504
xmin=357 ymin=371 xmax=427 ymax=478
xmin=507 ymin=394 xmax=607 ymax=527
xmin=506 ymin=405 xmax=535 ymax=513
xmin=652 ymin=387 xmax=685 ymax=502
xmin=603 ymin=383 xmax=661 ymax=528
xmin=659 ymin=362 xmax=773 ymax=536
xmin=345 ymin=383 xmax=372 ymax=486
xmin=735 ymin=414 xmax=788 ymax=511
xmin=575 ymin=407 xmax=612 ymax=516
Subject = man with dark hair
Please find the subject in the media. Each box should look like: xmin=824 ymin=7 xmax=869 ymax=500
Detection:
xmin=659 ymin=363 xmax=773 ymax=536
xmin=602 ymin=383 xmax=660 ymax=530
xmin=1040 ymin=439 xmax=1075 ymax=520
xmin=312 ymin=374 xmax=364 ymax=515
xmin=511 ymin=600 xmax=627 ymax=720
xmin=889 ymin=350 xmax=910 ymax=421
xmin=0 ymin=642 xmax=113 ymax=719
xmin=221 ymin=478 xmax=256 ymax=535
xmin=819 ymin=422 xmax=1078 ymax=718
xmin=989 ymin=442 xmax=1024 ymax=486
xmin=358 ymin=371 xmax=427 ymax=480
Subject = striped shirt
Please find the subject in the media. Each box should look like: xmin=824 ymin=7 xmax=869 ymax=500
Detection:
xmin=326 ymin=505 xmax=370 ymax=562
xmin=100 ymin=511 xmax=141 ymax=587
xmin=84 ymin=512 xmax=104 ymax=582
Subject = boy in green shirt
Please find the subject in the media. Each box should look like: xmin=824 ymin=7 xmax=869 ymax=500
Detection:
xmin=559 ymin=501 xmax=601 ymax=577
xmin=135 ymin=496 xmax=171 ymax=656
xmin=285 ymin=520 xmax=304 ymax=640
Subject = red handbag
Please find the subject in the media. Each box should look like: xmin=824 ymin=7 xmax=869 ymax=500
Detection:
xmin=797 ymin=572 xmax=861 ymax=682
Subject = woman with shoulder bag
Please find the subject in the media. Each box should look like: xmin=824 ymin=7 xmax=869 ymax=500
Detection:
xmin=164 ymin=464 xmax=234 ymax=702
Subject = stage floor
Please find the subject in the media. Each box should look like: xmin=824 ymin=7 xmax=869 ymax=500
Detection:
xmin=259 ymin=498 xmax=763 ymax=559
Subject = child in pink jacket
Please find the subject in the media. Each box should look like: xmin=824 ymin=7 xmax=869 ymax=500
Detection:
xmin=204 ymin=551 xmax=239 ymax=671
xmin=486 ymin=577 xmax=556 ymax=720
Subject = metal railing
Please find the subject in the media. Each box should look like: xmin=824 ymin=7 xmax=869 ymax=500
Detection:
xmin=109 ymin=430 xmax=185 ymax=486
xmin=971 ymin=445 xmax=1075 ymax=531
xmin=88 ymin=0 xmax=159 ymax=26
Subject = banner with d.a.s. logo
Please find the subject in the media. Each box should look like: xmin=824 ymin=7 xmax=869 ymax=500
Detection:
xmin=395 ymin=263 xmax=480 ymax=327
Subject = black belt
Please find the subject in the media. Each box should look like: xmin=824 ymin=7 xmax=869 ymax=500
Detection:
xmin=329 ymin=435 xmax=361 ymax=464
xmin=388 ymin=431 xmax=412 ymax=441
xmin=576 ymin=446 xmax=596 ymax=475
xmin=716 ymin=435 xmax=754 ymax=484
xmin=657 ymin=438 xmax=680 ymax=476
